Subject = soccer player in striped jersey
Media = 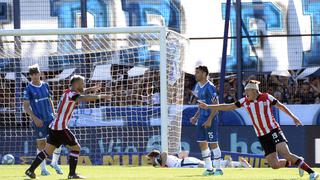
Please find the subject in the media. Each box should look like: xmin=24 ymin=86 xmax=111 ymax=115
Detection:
xmin=23 ymin=64 xmax=63 ymax=176
xmin=199 ymin=80 xmax=319 ymax=180
xmin=190 ymin=66 xmax=222 ymax=176
xmin=25 ymin=75 xmax=111 ymax=179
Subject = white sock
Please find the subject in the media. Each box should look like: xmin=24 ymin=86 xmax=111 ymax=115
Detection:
xmin=212 ymin=146 xmax=222 ymax=170
xmin=51 ymin=146 xmax=61 ymax=165
xmin=201 ymin=148 xmax=213 ymax=171
xmin=37 ymin=149 xmax=47 ymax=171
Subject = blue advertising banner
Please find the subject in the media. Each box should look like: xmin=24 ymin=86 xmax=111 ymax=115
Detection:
xmin=1 ymin=125 xmax=319 ymax=167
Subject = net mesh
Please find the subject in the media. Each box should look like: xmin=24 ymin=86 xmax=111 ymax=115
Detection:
xmin=0 ymin=28 xmax=187 ymax=165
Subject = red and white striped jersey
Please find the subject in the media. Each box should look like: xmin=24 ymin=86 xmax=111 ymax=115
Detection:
xmin=50 ymin=89 xmax=80 ymax=130
xmin=235 ymin=93 xmax=280 ymax=137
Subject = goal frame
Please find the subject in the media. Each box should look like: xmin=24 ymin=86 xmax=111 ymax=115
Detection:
xmin=0 ymin=26 xmax=169 ymax=153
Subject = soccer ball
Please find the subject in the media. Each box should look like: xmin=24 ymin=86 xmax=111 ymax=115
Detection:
xmin=1 ymin=154 xmax=15 ymax=165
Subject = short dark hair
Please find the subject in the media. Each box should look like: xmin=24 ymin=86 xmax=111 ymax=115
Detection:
xmin=70 ymin=75 xmax=85 ymax=85
xmin=28 ymin=64 xmax=40 ymax=75
xmin=196 ymin=65 xmax=209 ymax=76
xmin=146 ymin=149 xmax=160 ymax=158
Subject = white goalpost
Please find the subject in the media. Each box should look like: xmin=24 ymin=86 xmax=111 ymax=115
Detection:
xmin=0 ymin=26 xmax=187 ymax=164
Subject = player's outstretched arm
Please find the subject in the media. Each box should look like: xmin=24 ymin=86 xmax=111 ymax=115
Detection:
xmin=77 ymin=94 xmax=111 ymax=102
xmin=199 ymin=101 xmax=238 ymax=111
xmin=83 ymin=84 xmax=101 ymax=95
xmin=274 ymin=101 xmax=303 ymax=126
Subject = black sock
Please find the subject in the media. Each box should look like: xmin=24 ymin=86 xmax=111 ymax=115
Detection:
xmin=69 ymin=150 xmax=80 ymax=176
xmin=295 ymin=159 xmax=315 ymax=174
xmin=29 ymin=151 xmax=48 ymax=172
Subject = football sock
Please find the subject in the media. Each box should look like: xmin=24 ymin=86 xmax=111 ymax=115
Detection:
xmin=29 ymin=150 xmax=49 ymax=172
xmin=69 ymin=150 xmax=80 ymax=176
xmin=295 ymin=159 xmax=314 ymax=174
xmin=202 ymin=148 xmax=213 ymax=171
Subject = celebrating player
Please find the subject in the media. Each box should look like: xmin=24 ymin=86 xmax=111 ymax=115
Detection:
xmin=23 ymin=64 xmax=63 ymax=176
xmin=146 ymin=150 xmax=204 ymax=168
xmin=25 ymin=75 xmax=111 ymax=179
xmin=199 ymin=80 xmax=319 ymax=180
xmin=190 ymin=66 xmax=222 ymax=176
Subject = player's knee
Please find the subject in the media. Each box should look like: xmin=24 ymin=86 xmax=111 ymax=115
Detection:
xmin=37 ymin=140 xmax=46 ymax=150
xmin=210 ymin=143 xmax=218 ymax=149
xmin=72 ymin=144 xmax=81 ymax=152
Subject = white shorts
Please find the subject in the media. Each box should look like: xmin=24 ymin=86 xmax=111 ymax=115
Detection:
xmin=180 ymin=157 xmax=203 ymax=168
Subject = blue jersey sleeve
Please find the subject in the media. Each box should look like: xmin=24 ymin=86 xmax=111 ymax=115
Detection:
xmin=23 ymin=85 xmax=31 ymax=101
xmin=206 ymin=84 xmax=218 ymax=103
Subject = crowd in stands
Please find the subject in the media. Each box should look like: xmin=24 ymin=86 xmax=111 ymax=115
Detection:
xmin=184 ymin=73 xmax=320 ymax=105
xmin=0 ymin=71 xmax=320 ymax=115
xmin=0 ymin=69 xmax=161 ymax=112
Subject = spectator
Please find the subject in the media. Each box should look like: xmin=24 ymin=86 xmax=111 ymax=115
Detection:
xmin=300 ymin=82 xmax=314 ymax=104
xmin=224 ymin=88 xmax=236 ymax=103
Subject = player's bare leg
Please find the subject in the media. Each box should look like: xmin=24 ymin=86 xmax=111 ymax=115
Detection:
xmin=276 ymin=142 xmax=318 ymax=179
xmin=209 ymin=142 xmax=223 ymax=175
xmin=25 ymin=143 xmax=56 ymax=179
xmin=265 ymin=152 xmax=288 ymax=169
xmin=199 ymin=142 xmax=214 ymax=176
xmin=36 ymin=139 xmax=50 ymax=176
xmin=67 ymin=144 xmax=85 ymax=179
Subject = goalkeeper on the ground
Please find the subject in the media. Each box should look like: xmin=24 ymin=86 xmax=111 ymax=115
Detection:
xmin=146 ymin=150 xmax=252 ymax=168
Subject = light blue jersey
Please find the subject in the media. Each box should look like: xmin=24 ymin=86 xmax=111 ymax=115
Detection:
xmin=23 ymin=81 xmax=54 ymax=122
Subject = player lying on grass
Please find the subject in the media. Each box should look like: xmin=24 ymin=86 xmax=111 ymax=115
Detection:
xmin=146 ymin=150 xmax=204 ymax=168
xmin=199 ymin=80 xmax=319 ymax=180
xmin=146 ymin=150 xmax=251 ymax=168
xmin=25 ymin=75 xmax=111 ymax=179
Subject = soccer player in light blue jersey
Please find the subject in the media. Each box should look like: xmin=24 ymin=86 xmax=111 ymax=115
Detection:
xmin=23 ymin=64 xmax=63 ymax=176
xmin=190 ymin=66 xmax=223 ymax=176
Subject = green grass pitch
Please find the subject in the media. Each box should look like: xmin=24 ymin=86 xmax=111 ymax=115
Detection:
xmin=0 ymin=165 xmax=319 ymax=180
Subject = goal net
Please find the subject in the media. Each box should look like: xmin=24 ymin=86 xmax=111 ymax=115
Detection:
xmin=0 ymin=27 xmax=187 ymax=165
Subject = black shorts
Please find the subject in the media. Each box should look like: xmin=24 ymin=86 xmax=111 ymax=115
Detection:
xmin=47 ymin=129 xmax=79 ymax=148
xmin=258 ymin=128 xmax=288 ymax=157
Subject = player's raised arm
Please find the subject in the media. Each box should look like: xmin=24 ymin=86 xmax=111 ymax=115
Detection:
xmin=199 ymin=101 xmax=239 ymax=111
xmin=271 ymin=95 xmax=303 ymax=126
